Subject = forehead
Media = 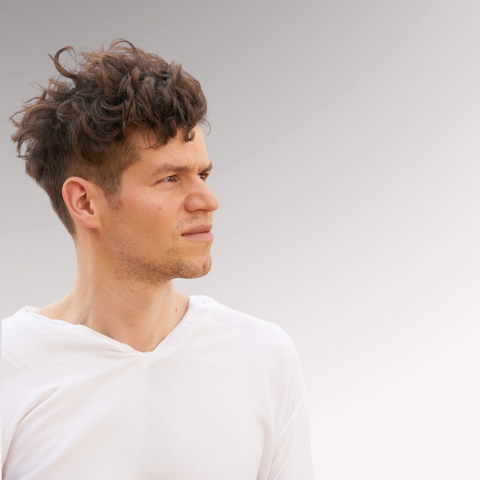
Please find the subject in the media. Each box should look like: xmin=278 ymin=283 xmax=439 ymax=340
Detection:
xmin=126 ymin=126 xmax=209 ymax=176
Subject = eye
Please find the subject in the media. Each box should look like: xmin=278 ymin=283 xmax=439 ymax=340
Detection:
xmin=159 ymin=175 xmax=177 ymax=182
xmin=199 ymin=172 xmax=210 ymax=181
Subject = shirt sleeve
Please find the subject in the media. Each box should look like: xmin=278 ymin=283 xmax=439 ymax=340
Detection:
xmin=264 ymin=328 xmax=316 ymax=480
xmin=2 ymin=355 xmax=32 ymax=468
xmin=267 ymin=388 xmax=316 ymax=479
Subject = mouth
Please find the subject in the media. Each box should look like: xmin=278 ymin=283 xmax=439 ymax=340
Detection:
xmin=181 ymin=224 xmax=214 ymax=241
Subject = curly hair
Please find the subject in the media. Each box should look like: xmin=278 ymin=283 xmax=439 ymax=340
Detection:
xmin=10 ymin=39 xmax=209 ymax=238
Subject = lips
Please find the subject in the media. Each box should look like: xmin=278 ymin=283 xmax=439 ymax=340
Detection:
xmin=182 ymin=224 xmax=213 ymax=235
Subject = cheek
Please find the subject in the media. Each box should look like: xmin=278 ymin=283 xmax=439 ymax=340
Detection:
xmin=121 ymin=193 xmax=176 ymax=233
xmin=138 ymin=205 xmax=177 ymax=234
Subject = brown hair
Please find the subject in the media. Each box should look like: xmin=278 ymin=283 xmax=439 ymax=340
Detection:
xmin=10 ymin=39 xmax=209 ymax=238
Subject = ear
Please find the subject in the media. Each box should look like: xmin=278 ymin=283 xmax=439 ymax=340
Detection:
xmin=62 ymin=177 xmax=103 ymax=231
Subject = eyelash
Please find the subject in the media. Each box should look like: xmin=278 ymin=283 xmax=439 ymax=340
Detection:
xmin=161 ymin=172 xmax=210 ymax=183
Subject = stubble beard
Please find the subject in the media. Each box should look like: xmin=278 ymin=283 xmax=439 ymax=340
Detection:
xmin=111 ymin=227 xmax=213 ymax=289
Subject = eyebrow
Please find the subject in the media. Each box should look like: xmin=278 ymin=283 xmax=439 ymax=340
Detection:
xmin=150 ymin=161 xmax=213 ymax=178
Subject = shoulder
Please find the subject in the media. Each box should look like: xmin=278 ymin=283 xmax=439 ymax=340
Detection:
xmin=191 ymin=297 xmax=308 ymax=428
xmin=191 ymin=295 xmax=294 ymax=340
xmin=2 ymin=308 xmax=35 ymax=355
xmin=189 ymin=295 xmax=301 ymax=366
xmin=2 ymin=309 xmax=43 ymax=397
xmin=2 ymin=307 xmax=59 ymax=367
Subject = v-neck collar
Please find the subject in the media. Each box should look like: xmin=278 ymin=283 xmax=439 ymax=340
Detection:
xmin=22 ymin=295 xmax=199 ymax=356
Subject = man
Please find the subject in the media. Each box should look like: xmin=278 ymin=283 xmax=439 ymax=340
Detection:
xmin=3 ymin=40 xmax=315 ymax=479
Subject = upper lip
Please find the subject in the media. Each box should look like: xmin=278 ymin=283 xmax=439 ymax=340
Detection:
xmin=182 ymin=224 xmax=212 ymax=235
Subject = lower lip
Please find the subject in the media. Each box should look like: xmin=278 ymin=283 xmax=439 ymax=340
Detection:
xmin=182 ymin=232 xmax=214 ymax=241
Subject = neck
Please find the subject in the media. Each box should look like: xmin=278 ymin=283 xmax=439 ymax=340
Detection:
xmin=36 ymin=253 xmax=190 ymax=353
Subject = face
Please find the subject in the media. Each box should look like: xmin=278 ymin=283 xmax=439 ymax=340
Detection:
xmin=100 ymin=126 xmax=219 ymax=288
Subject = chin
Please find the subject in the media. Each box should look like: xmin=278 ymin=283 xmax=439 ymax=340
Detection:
xmin=174 ymin=255 xmax=212 ymax=280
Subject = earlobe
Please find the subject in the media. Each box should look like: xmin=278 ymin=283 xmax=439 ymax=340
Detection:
xmin=62 ymin=177 xmax=101 ymax=230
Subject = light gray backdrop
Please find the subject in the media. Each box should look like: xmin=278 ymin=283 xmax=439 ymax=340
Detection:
xmin=2 ymin=1 xmax=480 ymax=478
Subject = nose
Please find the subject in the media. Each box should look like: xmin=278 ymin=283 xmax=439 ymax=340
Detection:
xmin=184 ymin=179 xmax=219 ymax=214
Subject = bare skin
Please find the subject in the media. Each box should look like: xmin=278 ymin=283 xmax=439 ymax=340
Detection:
xmin=35 ymin=126 xmax=219 ymax=353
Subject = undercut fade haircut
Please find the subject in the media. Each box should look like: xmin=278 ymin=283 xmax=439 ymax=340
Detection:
xmin=10 ymin=39 xmax=209 ymax=238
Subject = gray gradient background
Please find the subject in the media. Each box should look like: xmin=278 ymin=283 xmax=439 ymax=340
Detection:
xmin=2 ymin=0 xmax=480 ymax=478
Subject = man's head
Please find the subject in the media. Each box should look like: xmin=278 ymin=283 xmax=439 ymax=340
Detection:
xmin=11 ymin=39 xmax=209 ymax=239
xmin=11 ymin=40 xmax=219 ymax=286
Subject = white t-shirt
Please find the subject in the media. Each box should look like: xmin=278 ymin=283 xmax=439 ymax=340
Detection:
xmin=2 ymin=295 xmax=315 ymax=479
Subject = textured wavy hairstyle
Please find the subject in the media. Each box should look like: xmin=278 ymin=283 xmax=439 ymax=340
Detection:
xmin=10 ymin=39 xmax=209 ymax=238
